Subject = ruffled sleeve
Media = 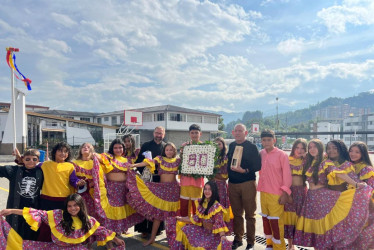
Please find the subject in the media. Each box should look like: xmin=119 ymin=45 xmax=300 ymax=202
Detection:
xmin=144 ymin=158 xmax=156 ymax=174
xmin=92 ymin=225 xmax=116 ymax=246
xmin=22 ymin=207 xmax=48 ymax=231
xmin=100 ymin=153 xmax=114 ymax=174
xmin=212 ymin=210 xmax=229 ymax=234
xmin=358 ymin=165 xmax=374 ymax=181
xmin=338 ymin=161 xmax=355 ymax=174
xmin=324 ymin=161 xmax=348 ymax=186
xmin=190 ymin=214 xmax=202 ymax=226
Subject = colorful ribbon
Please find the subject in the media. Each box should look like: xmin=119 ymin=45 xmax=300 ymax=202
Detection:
xmin=6 ymin=47 xmax=32 ymax=90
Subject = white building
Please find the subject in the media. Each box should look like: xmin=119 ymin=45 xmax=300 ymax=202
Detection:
xmin=310 ymin=122 xmax=341 ymax=145
xmin=26 ymin=111 xmax=117 ymax=148
xmin=35 ymin=110 xmax=99 ymax=123
xmin=1 ymin=104 xmax=222 ymax=154
xmin=343 ymin=113 xmax=374 ymax=149
xmin=97 ymin=105 xmax=222 ymax=147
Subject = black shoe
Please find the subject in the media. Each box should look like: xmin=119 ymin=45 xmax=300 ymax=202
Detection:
xmin=245 ymin=244 xmax=254 ymax=250
xmin=232 ymin=240 xmax=243 ymax=249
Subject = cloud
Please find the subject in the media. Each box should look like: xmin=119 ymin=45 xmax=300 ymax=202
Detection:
xmin=277 ymin=38 xmax=307 ymax=56
xmin=51 ymin=12 xmax=77 ymax=28
xmin=1 ymin=0 xmax=373 ymax=115
xmin=317 ymin=0 xmax=374 ymax=33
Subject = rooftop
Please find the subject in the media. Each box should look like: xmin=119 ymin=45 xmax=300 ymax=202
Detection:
xmin=97 ymin=104 xmax=221 ymax=117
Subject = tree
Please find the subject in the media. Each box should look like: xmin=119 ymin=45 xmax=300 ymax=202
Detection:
xmin=242 ymin=110 xmax=263 ymax=124
xmin=218 ymin=117 xmax=225 ymax=131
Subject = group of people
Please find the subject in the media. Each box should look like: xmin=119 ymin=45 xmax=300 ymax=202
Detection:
xmin=226 ymin=125 xmax=374 ymax=250
xmin=0 ymin=122 xmax=373 ymax=249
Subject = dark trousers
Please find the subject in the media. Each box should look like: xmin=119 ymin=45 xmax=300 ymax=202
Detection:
xmin=228 ymin=180 xmax=257 ymax=245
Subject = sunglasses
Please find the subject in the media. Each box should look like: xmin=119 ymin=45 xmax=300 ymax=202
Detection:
xmin=25 ymin=158 xmax=38 ymax=162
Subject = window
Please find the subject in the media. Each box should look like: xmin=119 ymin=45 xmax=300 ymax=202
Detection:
xmin=169 ymin=113 xmax=186 ymax=122
xmin=80 ymin=117 xmax=91 ymax=122
xmin=154 ymin=113 xmax=164 ymax=121
xmin=143 ymin=114 xmax=152 ymax=122
xmin=97 ymin=118 xmax=102 ymax=124
xmin=204 ymin=116 xmax=217 ymax=124
xmin=119 ymin=115 xmax=124 ymax=124
xmin=64 ymin=116 xmax=74 ymax=119
xmin=46 ymin=122 xmax=58 ymax=127
xmin=111 ymin=116 xmax=117 ymax=125
xmin=187 ymin=115 xmax=202 ymax=123
xmin=104 ymin=117 xmax=109 ymax=122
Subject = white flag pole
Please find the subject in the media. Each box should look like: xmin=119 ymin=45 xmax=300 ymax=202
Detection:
xmin=10 ymin=61 xmax=16 ymax=150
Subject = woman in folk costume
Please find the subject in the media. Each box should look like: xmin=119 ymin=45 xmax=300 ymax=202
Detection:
xmin=0 ymin=194 xmax=125 ymax=249
xmin=127 ymin=142 xmax=180 ymax=246
xmin=349 ymin=141 xmax=374 ymax=195
xmin=346 ymin=141 xmax=374 ymax=249
xmin=213 ymin=137 xmax=233 ymax=232
xmin=95 ymin=139 xmax=143 ymax=234
xmin=166 ymin=180 xmax=232 ymax=250
xmin=283 ymin=138 xmax=307 ymax=250
xmin=72 ymin=143 xmax=97 ymax=218
xmin=326 ymin=140 xmax=360 ymax=191
xmin=293 ymin=139 xmax=373 ymax=249
xmin=123 ymin=134 xmax=140 ymax=164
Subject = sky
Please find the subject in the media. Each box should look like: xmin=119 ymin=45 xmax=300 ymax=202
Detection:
xmin=1 ymin=0 xmax=374 ymax=116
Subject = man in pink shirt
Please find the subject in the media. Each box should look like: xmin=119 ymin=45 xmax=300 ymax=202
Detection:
xmin=257 ymin=129 xmax=291 ymax=250
xmin=179 ymin=124 xmax=204 ymax=217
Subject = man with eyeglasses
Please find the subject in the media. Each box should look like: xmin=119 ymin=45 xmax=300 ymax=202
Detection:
xmin=0 ymin=148 xmax=44 ymax=240
xmin=134 ymin=126 xmax=167 ymax=238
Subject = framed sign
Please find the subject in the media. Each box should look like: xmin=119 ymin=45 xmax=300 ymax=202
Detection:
xmin=180 ymin=144 xmax=217 ymax=177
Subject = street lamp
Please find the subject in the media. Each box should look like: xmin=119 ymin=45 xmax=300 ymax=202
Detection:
xmin=276 ymin=97 xmax=279 ymax=131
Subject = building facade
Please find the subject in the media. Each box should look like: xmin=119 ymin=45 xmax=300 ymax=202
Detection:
xmin=343 ymin=113 xmax=374 ymax=150
xmin=97 ymin=105 xmax=222 ymax=147
xmin=310 ymin=121 xmax=341 ymax=145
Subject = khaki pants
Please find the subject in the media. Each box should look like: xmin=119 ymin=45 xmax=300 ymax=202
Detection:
xmin=228 ymin=180 xmax=257 ymax=245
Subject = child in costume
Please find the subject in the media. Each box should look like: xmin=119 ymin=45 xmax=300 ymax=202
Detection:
xmin=123 ymin=134 xmax=140 ymax=164
xmin=0 ymin=194 xmax=125 ymax=249
xmin=166 ymin=180 xmax=231 ymax=250
xmin=179 ymin=124 xmax=204 ymax=217
xmin=326 ymin=140 xmax=359 ymax=191
xmin=0 ymin=149 xmax=43 ymax=240
xmin=346 ymin=141 xmax=374 ymax=249
xmin=349 ymin=141 xmax=374 ymax=191
xmin=127 ymin=142 xmax=180 ymax=246
xmin=39 ymin=142 xmax=85 ymax=242
xmin=213 ymin=137 xmax=233 ymax=232
xmin=257 ymin=129 xmax=292 ymax=250
xmin=72 ymin=143 xmax=97 ymax=218
xmin=293 ymin=139 xmax=373 ymax=249
xmin=283 ymin=138 xmax=307 ymax=250
xmin=95 ymin=139 xmax=143 ymax=234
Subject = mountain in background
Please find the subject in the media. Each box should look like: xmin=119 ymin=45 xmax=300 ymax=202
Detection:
xmin=266 ymin=91 xmax=374 ymax=127
xmin=219 ymin=91 xmax=374 ymax=136
xmin=216 ymin=111 xmax=244 ymax=124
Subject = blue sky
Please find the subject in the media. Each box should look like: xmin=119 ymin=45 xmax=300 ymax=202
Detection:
xmin=1 ymin=0 xmax=373 ymax=116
